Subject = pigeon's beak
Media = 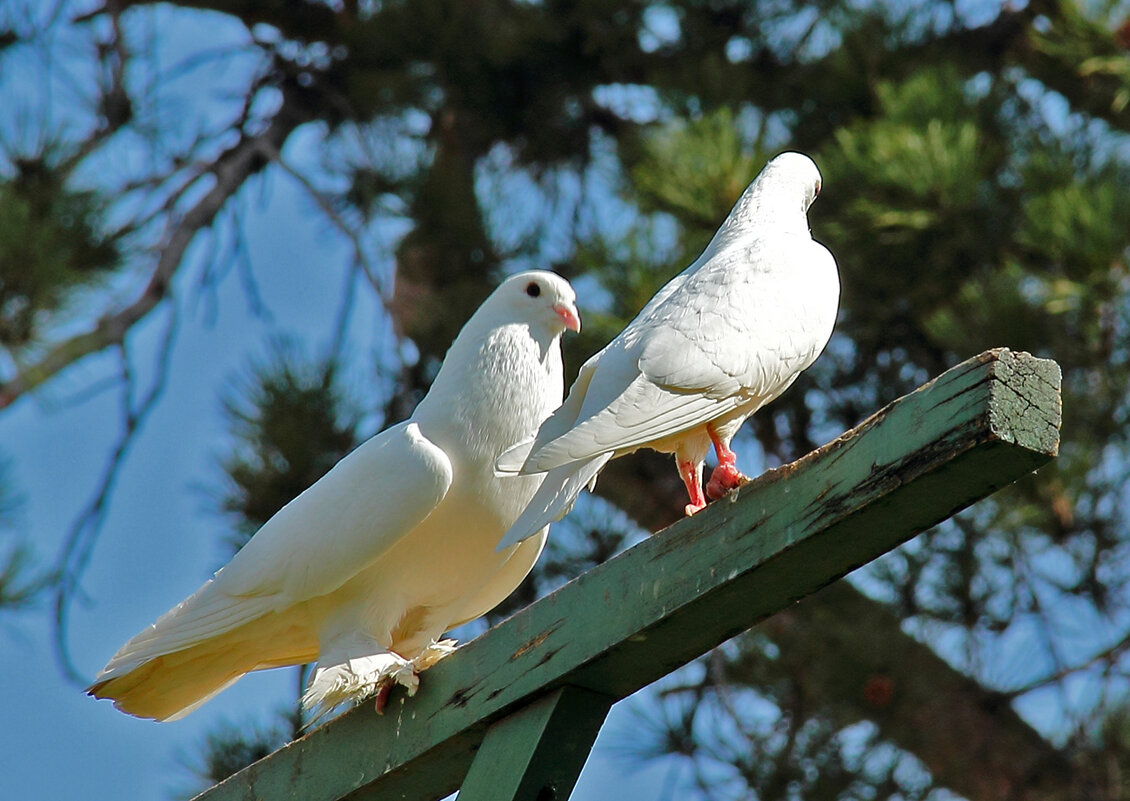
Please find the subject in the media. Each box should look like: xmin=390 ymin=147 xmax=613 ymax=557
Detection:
xmin=553 ymin=302 xmax=581 ymax=333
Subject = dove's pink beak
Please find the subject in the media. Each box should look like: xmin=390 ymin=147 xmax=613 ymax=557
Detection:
xmin=554 ymin=302 xmax=581 ymax=333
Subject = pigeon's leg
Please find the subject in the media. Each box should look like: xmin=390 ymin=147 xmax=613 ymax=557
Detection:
xmin=705 ymin=425 xmax=748 ymax=501
xmin=303 ymin=649 xmax=419 ymax=722
xmin=372 ymin=683 xmax=393 ymax=714
xmin=367 ymin=638 xmax=457 ymax=715
xmin=678 ymin=459 xmax=707 ymax=515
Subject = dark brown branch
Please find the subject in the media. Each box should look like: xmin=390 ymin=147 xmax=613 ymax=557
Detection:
xmin=52 ymin=304 xmax=180 ymax=685
xmin=0 ymin=81 xmax=312 ymax=410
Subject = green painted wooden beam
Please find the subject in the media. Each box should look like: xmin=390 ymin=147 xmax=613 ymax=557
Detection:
xmin=458 ymin=686 xmax=614 ymax=801
xmin=193 ymin=348 xmax=1060 ymax=801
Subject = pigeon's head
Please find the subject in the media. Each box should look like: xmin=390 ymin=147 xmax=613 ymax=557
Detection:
xmin=496 ymin=270 xmax=581 ymax=336
xmin=719 ymin=152 xmax=824 ymax=239
xmin=760 ymin=151 xmax=823 ymax=211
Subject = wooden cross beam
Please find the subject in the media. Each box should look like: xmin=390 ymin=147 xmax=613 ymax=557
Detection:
xmin=194 ymin=348 xmax=1061 ymax=801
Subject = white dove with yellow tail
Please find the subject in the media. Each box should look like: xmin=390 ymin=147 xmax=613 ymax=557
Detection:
xmin=88 ymin=270 xmax=580 ymax=721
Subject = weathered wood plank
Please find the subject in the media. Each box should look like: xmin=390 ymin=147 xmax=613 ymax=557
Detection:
xmin=194 ymin=348 xmax=1060 ymax=801
xmin=457 ymin=686 xmax=613 ymax=801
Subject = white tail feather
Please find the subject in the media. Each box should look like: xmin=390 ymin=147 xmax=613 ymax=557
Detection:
xmin=496 ymin=453 xmax=611 ymax=551
xmin=92 ymin=581 xmax=275 ymax=682
xmin=494 ymin=438 xmax=535 ymax=476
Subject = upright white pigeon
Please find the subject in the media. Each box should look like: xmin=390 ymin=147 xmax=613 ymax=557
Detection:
xmin=87 ymin=270 xmax=580 ymax=722
xmin=497 ymin=152 xmax=838 ymax=549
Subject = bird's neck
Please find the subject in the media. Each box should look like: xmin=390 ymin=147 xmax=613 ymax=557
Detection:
xmin=711 ymin=182 xmax=811 ymax=248
xmin=415 ymin=322 xmax=562 ymax=468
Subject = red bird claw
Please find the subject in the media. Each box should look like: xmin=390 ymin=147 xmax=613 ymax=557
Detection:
xmin=706 ymin=463 xmax=748 ymax=501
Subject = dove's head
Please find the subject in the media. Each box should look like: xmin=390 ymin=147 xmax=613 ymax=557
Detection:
xmin=716 ymin=152 xmax=824 ymax=241
xmin=759 ymin=151 xmax=822 ymax=211
xmin=495 ymin=270 xmax=581 ymax=336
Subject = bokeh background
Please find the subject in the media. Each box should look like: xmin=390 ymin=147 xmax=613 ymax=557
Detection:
xmin=2 ymin=0 xmax=1130 ymax=798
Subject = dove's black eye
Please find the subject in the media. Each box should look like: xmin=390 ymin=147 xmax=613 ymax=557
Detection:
xmin=525 ymin=282 xmax=541 ymax=298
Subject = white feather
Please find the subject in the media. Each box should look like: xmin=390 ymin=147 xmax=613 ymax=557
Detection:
xmin=498 ymin=152 xmax=840 ymax=549
xmin=88 ymin=270 xmax=579 ymax=722
xmin=500 ymin=453 xmax=612 ymax=547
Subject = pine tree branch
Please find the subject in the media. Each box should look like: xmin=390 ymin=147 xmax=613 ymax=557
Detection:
xmin=1016 ymin=0 xmax=1130 ymax=133
xmin=51 ymin=311 xmax=179 ymax=685
xmin=0 ymin=81 xmax=312 ymax=411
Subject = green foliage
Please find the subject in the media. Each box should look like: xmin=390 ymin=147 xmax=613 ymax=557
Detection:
xmin=569 ymin=107 xmax=774 ymax=358
xmin=630 ymin=107 xmax=770 ymax=238
xmin=817 ymin=67 xmax=1007 ymax=370
xmin=0 ymin=154 xmax=119 ymax=347
xmin=215 ymin=343 xmax=359 ymax=554
xmin=0 ymin=542 xmax=41 ymax=612
xmin=568 ymin=221 xmax=679 ymax=346
xmin=1018 ymin=153 xmax=1130 ymax=284
xmin=1082 ymin=700 xmax=1130 ymax=798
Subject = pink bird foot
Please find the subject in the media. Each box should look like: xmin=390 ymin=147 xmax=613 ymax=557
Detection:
xmin=705 ymin=427 xmax=748 ymax=501
xmin=371 ymin=638 xmax=455 ymax=714
xmin=706 ymin=461 xmax=748 ymax=501
xmin=373 ymin=683 xmax=394 ymax=715
xmin=678 ymin=459 xmax=707 ymax=515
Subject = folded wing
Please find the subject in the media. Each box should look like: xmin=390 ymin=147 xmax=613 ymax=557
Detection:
xmin=87 ymin=421 xmax=453 ymax=718
xmin=523 ymin=238 xmax=836 ymax=471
